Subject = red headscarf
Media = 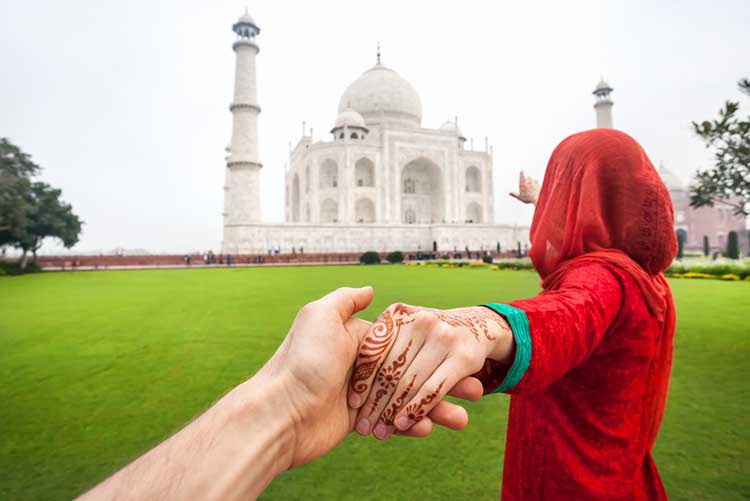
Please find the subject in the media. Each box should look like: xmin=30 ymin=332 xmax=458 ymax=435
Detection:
xmin=530 ymin=129 xmax=677 ymax=447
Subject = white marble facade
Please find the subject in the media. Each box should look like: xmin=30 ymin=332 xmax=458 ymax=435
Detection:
xmin=222 ymin=13 xmax=527 ymax=254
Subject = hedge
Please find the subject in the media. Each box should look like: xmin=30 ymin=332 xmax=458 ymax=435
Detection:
xmin=387 ymin=251 xmax=404 ymax=264
xmin=359 ymin=251 xmax=381 ymax=265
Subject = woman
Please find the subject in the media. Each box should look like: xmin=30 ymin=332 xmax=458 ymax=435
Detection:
xmin=349 ymin=128 xmax=677 ymax=499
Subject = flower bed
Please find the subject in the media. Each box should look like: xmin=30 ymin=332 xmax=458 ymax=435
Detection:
xmin=409 ymin=256 xmax=750 ymax=282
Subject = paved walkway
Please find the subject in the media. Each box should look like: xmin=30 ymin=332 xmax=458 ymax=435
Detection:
xmin=42 ymin=261 xmax=360 ymax=272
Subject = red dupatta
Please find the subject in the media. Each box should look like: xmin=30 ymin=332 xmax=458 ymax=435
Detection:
xmin=529 ymin=129 xmax=677 ymax=448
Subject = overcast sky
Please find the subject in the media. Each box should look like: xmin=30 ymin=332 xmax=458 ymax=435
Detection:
xmin=1 ymin=0 xmax=747 ymax=253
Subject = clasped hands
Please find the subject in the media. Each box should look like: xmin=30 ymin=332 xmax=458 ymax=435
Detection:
xmin=259 ymin=286 xmax=514 ymax=473
xmin=348 ymin=301 xmax=514 ymax=440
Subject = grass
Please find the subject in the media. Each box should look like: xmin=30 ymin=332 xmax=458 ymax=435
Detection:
xmin=0 ymin=266 xmax=748 ymax=500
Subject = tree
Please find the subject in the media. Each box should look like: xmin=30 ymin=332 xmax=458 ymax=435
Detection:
xmin=690 ymin=77 xmax=750 ymax=217
xmin=0 ymin=138 xmax=40 ymax=247
xmin=15 ymin=182 xmax=82 ymax=267
xmin=0 ymin=140 xmax=83 ymax=267
xmin=703 ymin=235 xmax=710 ymax=257
xmin=726 ymin=231 xmax=740 ymax=259
xmin=676 ymin=231 xmax=684 ymax=260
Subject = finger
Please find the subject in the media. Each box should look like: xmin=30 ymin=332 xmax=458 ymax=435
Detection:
xmin=447 ymin=376 xmax=483 ymax=401
xmin=394 ymin=416 xmax=433 ymax=438
xmin=393 ymin=357 xmax=464 ymax=432
xmin=371 ymin=336 xmax=447 ymax=439
xmin=319 ymin=286 xmax=374 ymax=323
xmin=348 ymin=303 xmax=417 ymax=409
xmin=344 ymin=317 xmax=373 ymax=345
xmin=428 ymin=399 xmax=469 ymax=431
xmin=354 ymin=316 xmax=428 ymax=435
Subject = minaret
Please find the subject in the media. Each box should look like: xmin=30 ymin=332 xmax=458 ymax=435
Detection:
xmin=593 ymin=78 xmax=614 ymax=128
xmin=224 ymin=11 xmax=262 ymax=228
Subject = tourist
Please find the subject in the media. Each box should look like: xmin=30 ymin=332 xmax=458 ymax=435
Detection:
xmin=349 ymin=129 xmax=677 ymax=499
xmin=76 ymin=287 xmax=476 ymax=500
xmin=226 ymin=254 xmax=232 ymax=266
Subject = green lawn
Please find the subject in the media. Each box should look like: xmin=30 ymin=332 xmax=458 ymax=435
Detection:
xmin=0 ymin=266 xmax=748 ymax=500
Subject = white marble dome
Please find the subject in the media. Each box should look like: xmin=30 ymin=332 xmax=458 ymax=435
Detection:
xmin=238 ymin=13 xmax=254 ymax=23
xmin=338 ymin=63 xmax=422 ymax=127
xmin=440 ymin=119 xmax=464 ymax=136
xmin=593 ymin=79 xmax=613 ymax=95
xmin=333 ymin=108 xmax=367 ymax=130
xmin=658 ymin=165 xmax=685 ymax=192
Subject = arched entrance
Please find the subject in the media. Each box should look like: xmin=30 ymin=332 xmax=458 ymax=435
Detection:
xmin=466 ymin=201 xmax=482 ymax=223
xmin=291 ymin=174 xmax=300 ymax=222
xmin=355 ymin=198 xmax=375 ymax=223
xmin=401 ymin=157 xmax=443 ymax=223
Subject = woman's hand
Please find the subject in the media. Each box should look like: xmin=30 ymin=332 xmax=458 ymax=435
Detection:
xmin=509 ymin=170 xmax=540 ymax=205
xmin=347 ymin=303 xmax=515 ymax=440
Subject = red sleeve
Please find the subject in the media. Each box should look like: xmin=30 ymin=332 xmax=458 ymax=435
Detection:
xmin=476 ymin=262 xmax=624 ymax=394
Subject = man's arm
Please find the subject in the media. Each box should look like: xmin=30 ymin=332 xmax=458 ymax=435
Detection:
xmin=77 ymin=287 xmax=478 ymax=500
xmin=78 ymin=372 xmax=296 ymax=500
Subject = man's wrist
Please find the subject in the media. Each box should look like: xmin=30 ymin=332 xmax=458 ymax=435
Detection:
xmin=228 ymin=371 xmax=298 ymax=472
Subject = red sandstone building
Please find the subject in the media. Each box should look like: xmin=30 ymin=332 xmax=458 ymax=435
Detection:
xmin=658 ymin=164 xmax=747 ymax=254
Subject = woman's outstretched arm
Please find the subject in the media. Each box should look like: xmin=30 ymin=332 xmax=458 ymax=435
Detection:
xmin=474 ymin=262 xmax=624 ymax=395
xmin=349 ymin=262 xmax=625 ymax=438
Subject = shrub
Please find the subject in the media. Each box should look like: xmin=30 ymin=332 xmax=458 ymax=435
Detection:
xmin=0 ymin=260 xmax=41 ymax=276
xmin=359 ymin=251 xmax=381 ymax=265
xmin=677 ymin=231 xmax=685 ymax=260
xmin=469 ymin=261 xmax=489 ymax=268
xmin=726 ymin=231 xmax=740 ymax=259
xmin=494 ymin=258 xmax=534 ymax=271
xmin=666 ymin=260 xmax=750 ymax=280
xmin=703 ymin=236 xmax=710 ymax=257
xmin=386 ymin=251 xmax=404 ymax=264
xmin=720 ymin=274 xmax=741 ymax=281
xmin=482 ymin=255 xmax=493 ymax=264
xmin=682 ymin=272 xmax=715 ymax=279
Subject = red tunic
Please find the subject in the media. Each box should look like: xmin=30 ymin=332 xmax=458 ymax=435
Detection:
xmin=477 ymin=261 xmax=673 ymax=500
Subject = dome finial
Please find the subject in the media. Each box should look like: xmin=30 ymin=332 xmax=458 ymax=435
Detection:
xmin=376 ymin=42 xmax=381 ymax=65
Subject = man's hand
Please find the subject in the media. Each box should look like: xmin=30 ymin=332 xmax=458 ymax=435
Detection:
xmin=509 ymin=170 xmax=541 ymax=205
xmin=261 ymin=287 xmax=484 ymax=469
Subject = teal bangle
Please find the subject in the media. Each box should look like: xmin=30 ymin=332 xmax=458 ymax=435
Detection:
xmin=482 ymin=303 xmax=531 ymax=393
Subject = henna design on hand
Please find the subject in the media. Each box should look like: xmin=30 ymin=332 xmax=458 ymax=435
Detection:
xmin=351 ymin=305 xmax=416 ymax=394
xmin=376 ymin=339 xmax=412 ymax=388
xmin=403 ymin=379 xmax=446 ymax=424
xmin=381 ymin=374 xmax=417 ymax=425
xmin=433 ymin=308 xmax=501 ymax=342
xmin=369 ymin=339 xmax=413 ymax=412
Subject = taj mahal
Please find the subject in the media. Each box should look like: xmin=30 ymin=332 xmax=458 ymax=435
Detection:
xmin=221 ymin=12 xmax=743 ymax=256
xmin=221 ymin=13 xmax=526 ymax=254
